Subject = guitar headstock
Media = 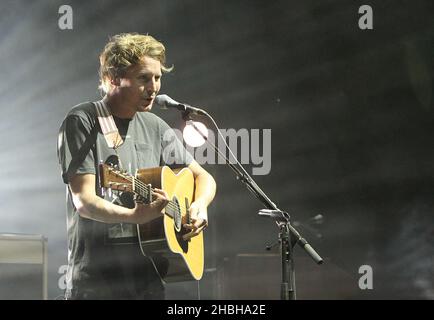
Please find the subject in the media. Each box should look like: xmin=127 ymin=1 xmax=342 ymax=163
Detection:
xmin=99 ymin=163 xmax=133 ymax=192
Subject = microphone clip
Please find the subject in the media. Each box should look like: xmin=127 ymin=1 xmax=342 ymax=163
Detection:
xmin=258 ymin=209 xmax=290 ymax=223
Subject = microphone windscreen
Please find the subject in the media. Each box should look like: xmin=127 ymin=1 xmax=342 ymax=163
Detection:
xmin=154 ymin=94 xmax=169 ymax=109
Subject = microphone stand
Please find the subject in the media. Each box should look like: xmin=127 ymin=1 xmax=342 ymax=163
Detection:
xmin=179 ymin=108 xmax=323 ymax=300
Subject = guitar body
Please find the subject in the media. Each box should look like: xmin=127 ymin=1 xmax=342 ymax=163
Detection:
xmin=135 ymin=166 xmax=204 ymax=282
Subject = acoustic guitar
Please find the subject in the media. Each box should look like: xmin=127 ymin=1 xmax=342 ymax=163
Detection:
xmin=99 ymin=163 xmax=204 ymax=282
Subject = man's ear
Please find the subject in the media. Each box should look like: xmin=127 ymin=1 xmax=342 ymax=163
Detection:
xmin=110 ymin=77 xmax=121 ymax=86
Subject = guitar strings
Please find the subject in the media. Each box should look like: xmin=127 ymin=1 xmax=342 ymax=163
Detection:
xmin=105 ymin=167 xmax=181 ymax=213
xmin=119 ymin=174 xmax=180 ymax=212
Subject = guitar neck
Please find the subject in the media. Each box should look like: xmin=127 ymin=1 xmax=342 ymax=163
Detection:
xmin=99 ymin=163 xmax=182 ymax=220
xmin=132 ymin=175 xmax=178 ymax=219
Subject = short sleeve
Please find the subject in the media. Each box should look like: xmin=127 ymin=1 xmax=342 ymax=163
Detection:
xmin=57 ymin=114 xmax=97 ymax=184
xmin=159 ymin=119 xmax=194 ymax=167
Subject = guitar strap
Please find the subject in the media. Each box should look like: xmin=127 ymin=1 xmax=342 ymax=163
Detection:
xmin=93 ymin=99 xmax=124 ymax=149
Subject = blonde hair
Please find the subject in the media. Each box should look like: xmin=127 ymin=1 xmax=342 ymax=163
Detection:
xmin=99 ymin=33 xmax=173 ymax=93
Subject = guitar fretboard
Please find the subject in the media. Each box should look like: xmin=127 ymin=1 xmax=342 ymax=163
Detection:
xmin=129 ymin=175 xmax=180 ymax=218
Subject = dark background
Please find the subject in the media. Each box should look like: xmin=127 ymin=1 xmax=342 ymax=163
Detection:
xmin=0 ymin=0 xmax=433 ymax=299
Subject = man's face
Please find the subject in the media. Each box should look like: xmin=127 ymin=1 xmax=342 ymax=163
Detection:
xmin=116 ymin=56 xmax=162 ymax=113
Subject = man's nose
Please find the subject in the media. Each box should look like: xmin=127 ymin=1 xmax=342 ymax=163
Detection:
xmin=147 ymin=78 xmax=158 ymax=93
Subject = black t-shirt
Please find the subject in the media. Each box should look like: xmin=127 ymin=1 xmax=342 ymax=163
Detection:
xmin=57 ymin=101 xmax=193 ymax=298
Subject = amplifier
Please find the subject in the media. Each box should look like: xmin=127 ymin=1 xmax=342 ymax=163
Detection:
xmin=0 ymin=233 xmax=48 ymax=300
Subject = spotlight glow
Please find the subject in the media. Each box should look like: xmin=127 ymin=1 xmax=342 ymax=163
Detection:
xmin=183 ymin=120 xmax=208 ymax=147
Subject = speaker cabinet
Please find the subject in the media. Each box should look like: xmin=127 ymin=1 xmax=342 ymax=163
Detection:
xmin=0 ymin=234 xmax=48 ymax=300
xmin=218 ymin=253 xmax=358 ymax=299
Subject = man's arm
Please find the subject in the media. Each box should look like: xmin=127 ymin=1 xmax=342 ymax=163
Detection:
xmin=183 ymin=160 xmax=217 ymax=240
xmin=69 ymin=173 xmax=169 ymax=224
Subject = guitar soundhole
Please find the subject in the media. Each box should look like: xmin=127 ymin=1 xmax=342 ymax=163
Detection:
xmin=172 ymin=196 xmax=182 ymax=232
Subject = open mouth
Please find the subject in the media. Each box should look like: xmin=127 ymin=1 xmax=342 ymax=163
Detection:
xmin=144 ymin=97 xmax=154 ymax=102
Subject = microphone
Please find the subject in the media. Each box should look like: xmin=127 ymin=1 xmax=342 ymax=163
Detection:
xmin=154 ymin=94 xmax=206 ymax=115
xmin=258 ymin=209 xmax=290 ymax=223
